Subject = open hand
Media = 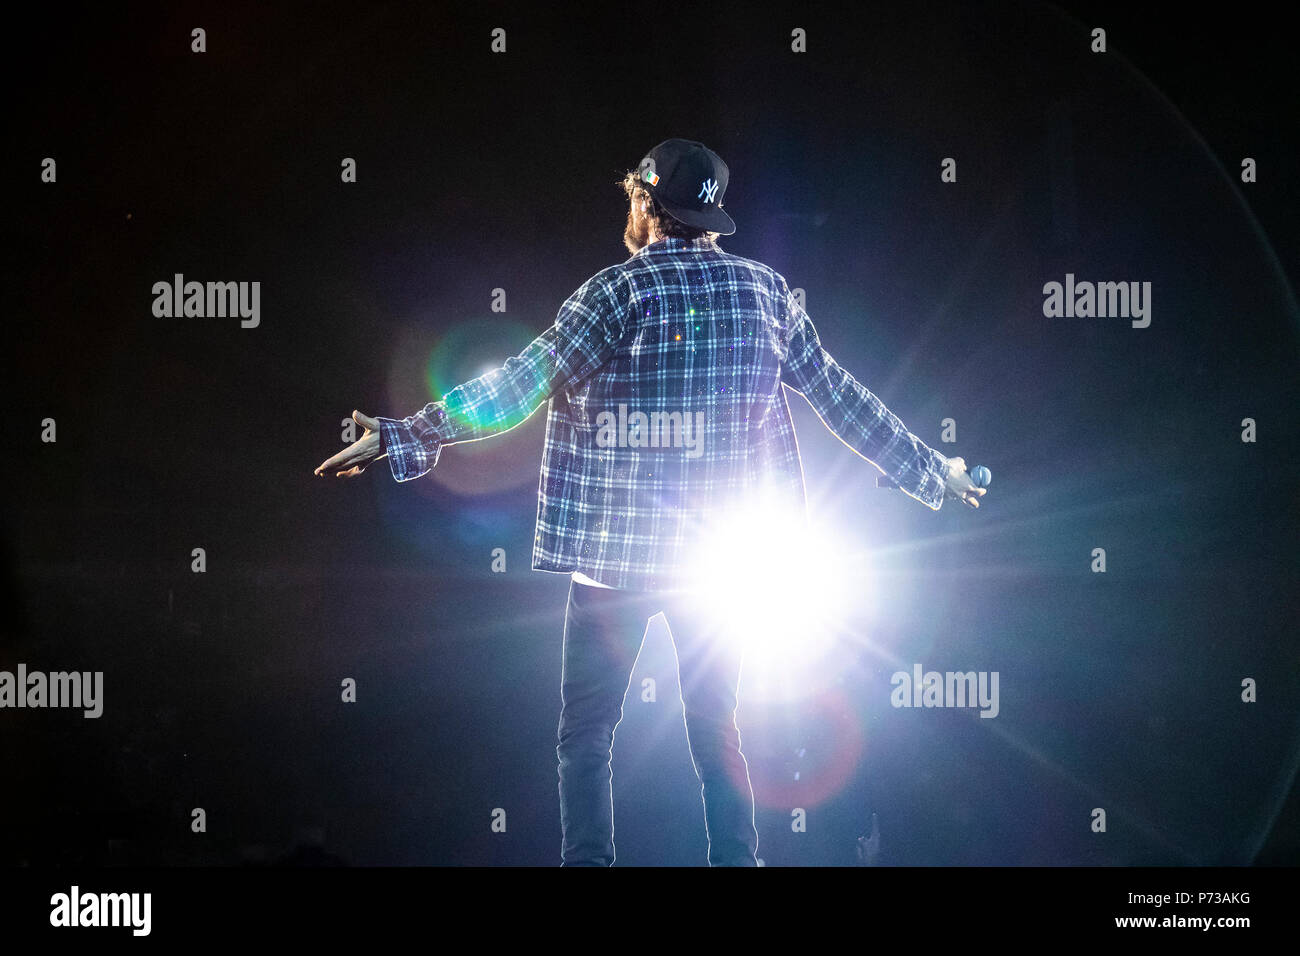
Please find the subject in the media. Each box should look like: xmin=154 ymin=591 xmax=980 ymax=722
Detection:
xmin=315 ymin=410 xmax=383 ymax=478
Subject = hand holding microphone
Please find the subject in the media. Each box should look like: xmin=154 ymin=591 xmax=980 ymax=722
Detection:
xmin=941 ymin=456 xmax=989 ymax=509
xmin=876 ymin=455 xmax=991 ymax=509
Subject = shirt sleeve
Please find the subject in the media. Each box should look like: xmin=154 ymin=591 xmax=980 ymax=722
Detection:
xmin=377 ymin=267 xmax=630 ymax=483
xmin=776 ymin=274 xmax=950 ymax=510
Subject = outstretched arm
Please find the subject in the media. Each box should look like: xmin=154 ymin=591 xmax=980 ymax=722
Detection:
xmin=777 ymin=276 xmax=952 ymax=510
xmin=376 ymin=268 xmax=630 ymax=482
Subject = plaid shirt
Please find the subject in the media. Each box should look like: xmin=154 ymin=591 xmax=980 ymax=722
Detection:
xmin=378 ymin=235 xmax=951 ymax=590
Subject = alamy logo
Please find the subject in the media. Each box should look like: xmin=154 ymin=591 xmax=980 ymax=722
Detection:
xmin=698 ymin=178 xmax=719 ymax=203
xmin=50 ymin=885 xmax=151 ymax=936
xmin=890 ymin=663 xmax=999 ymax=718
xmin=595 ymin=405 xmax=706 ymax=459
xmin=0 ymin=664 xmax=103 ymax=718
xmin=152 ymin=273 xmax=261 ymax=328
xmin=1042 ymin=273 xmax=1151 ymax=328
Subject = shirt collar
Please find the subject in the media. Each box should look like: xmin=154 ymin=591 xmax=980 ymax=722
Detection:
xmin=633 ymin=235 xmax=720 ymax=257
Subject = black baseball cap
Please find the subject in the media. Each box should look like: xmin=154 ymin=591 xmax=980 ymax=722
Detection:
xmin=635 ymin=138 xmax=735 ymax=235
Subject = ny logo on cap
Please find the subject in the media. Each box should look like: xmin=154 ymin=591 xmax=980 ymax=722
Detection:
xmin=698 ymin=178 xmax=719 ymax=203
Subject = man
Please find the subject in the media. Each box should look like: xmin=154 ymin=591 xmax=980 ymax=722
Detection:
xmin=315 ymin=138 xmax=987 ymax=866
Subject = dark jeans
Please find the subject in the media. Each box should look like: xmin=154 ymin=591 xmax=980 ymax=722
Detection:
xmin=557 ymin=579 xmax=759 ymax=866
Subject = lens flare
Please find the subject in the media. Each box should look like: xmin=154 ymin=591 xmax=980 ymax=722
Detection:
xmin=425 ymin=318 xmax=541 ymax=434
xmin=689 ymin=492 xmax=867 ymax=701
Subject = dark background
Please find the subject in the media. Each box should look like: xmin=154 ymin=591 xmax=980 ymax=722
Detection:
xmin=5 ymin=0 xmax=1298 ymax=866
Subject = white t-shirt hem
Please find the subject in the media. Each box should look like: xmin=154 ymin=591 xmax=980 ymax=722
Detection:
xmin=571 ymin=571 xmax=615 ymax=590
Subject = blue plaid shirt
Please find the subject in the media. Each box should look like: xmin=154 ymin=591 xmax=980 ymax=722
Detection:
xmin=378 ymin=235 xmax=951 ymax=590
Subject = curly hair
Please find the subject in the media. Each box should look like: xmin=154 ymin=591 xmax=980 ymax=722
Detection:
xmin=619 ymin=170 xmax=720 ymax=242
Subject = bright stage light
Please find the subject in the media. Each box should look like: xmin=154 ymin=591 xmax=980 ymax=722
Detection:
xmin=688 ymin=493 xmax=865 ymax=693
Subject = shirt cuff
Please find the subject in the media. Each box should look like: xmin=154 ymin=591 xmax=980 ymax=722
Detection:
xmin=908 ymin=448 xmax=950 ymax=511
xmin=377 ymin=416 xmax=442 ymax=483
